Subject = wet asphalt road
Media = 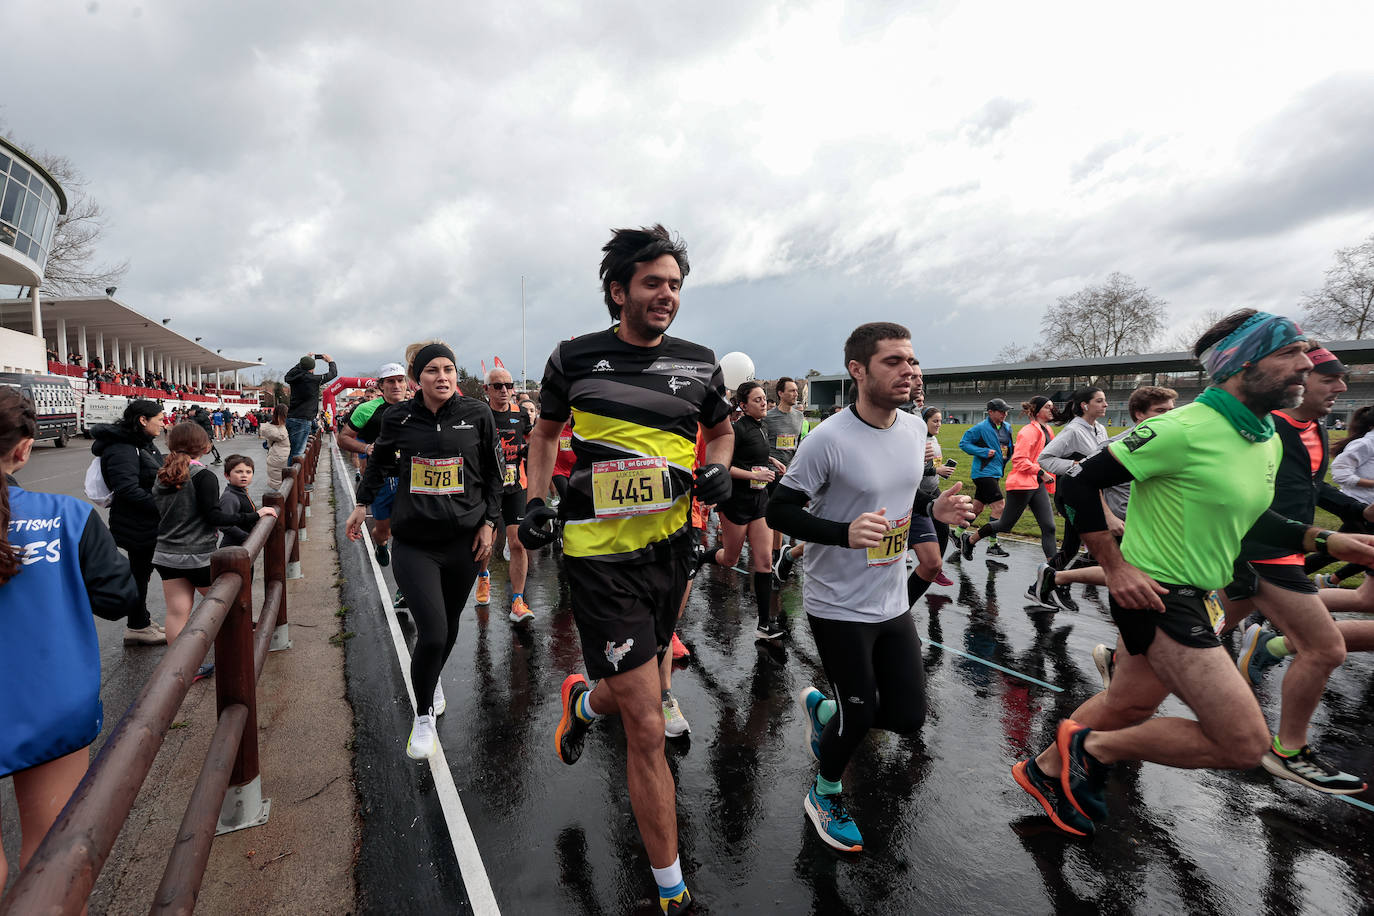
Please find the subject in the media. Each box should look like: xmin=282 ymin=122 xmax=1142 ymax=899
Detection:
xmin=0 ymin=433 xmax=283 ymax=903
xmin=333 ymin=440 xmax=1374 ymax=916
xmin=7 ymin=439 xmax=1374 ymax=914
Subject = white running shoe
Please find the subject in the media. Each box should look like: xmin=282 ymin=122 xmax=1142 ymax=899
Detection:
xmin=433 ymin=681 xmax=447 ymax=716
xmin=406 ymin=712 xmax=438 ymax=759
xmin=663 ymin=694 xmax=690 ymax=737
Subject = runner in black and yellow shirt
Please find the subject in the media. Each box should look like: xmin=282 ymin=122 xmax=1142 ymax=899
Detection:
xmin=478 ymin=365 xmax=535 ymax=623
xmin=520 ymin=225 xmax=732 ymax=916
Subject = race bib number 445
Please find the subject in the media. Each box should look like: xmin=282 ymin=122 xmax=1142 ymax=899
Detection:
xmin=410 ymin=456 xmax=464 ymax=495
xmin=591 ymin=456 xmax=673 ymax=518
xmin=867 ymin=514 xmax=911 ymax=567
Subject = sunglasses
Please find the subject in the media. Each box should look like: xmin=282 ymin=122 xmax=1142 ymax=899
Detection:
xmin=488 ymin=382 xmax=516 ymax=390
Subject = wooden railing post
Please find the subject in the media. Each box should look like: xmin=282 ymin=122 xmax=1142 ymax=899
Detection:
xmin=263 ymin=489 xmax=291 ymax=651
xmin=284 ymin=464 xmax=303 ymax=579
xmin=294 ymin=451 xmax=310 ymax=543
xmin=209 ymin=546 xmax=269 ymax=835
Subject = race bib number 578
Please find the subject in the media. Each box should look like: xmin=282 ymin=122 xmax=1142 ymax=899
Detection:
xmin=410 ymin=456 xmax=463 ymax=495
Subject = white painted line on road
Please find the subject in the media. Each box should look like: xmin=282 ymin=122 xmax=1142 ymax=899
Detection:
xmin=331 ymin=442 xmax=501 ymax=916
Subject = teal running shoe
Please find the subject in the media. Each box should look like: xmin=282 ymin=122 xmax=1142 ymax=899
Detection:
xmin=797 ymin=686 xmax=827 ymax=761
xmin=804 ymin=786 xmax=863 ymax=852
xmin=1237 ymin=623 xmax=1283 ymax=686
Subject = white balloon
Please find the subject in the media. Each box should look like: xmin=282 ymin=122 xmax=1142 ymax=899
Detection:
xmin=719 ymin=351 xmax=756 ymax=392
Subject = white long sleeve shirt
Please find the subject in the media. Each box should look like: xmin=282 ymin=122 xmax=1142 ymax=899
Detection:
xmin=1330 ymin=431 xmax=1374 ymax=505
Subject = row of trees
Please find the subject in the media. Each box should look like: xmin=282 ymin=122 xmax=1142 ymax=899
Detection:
xmin=997 ymin=234 xmax=1374 ymax=363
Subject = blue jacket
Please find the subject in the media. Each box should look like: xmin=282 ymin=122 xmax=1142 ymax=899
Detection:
xmin=959 ymin=418 xmax=1014 ymax=480
xmin=1 ymin=480 xmax=139 ymax=777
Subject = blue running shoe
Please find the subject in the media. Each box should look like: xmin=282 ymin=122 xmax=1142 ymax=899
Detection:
xmin=1057 ymin=719 xmax=1110 ymax=823
xmin=804 ymin=786 xmax=863 ymax=852
xmin=1237 ymin=623 xmax=1283 ymax=686
xmin=797 ymin=686 xmax=827 ymax=761
xmin=1012 ymin=759 xmax=1093 ymax=837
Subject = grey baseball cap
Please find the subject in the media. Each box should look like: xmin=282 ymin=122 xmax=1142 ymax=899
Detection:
xmin=986 ymin=398 xmax=1011 ymax=412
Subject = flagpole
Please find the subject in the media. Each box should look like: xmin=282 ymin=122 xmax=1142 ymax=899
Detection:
xmin=521 ymin=275 xmax=527 ymax=393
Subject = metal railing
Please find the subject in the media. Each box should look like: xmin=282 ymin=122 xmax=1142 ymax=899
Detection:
xmin=0 ymin=433 xmax=324 ymax=915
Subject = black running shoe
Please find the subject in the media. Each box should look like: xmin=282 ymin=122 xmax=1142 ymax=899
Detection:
xmin=556 ymin=674 xmax=593 ymax=765
xmin=375 ymin=541 xmax=390 ymax=567
xmin=1012 ymin=758 xmax=1093 ymax=836
xmin=986 ymin=542 xmax=1010 ymax=558
xmin=1054 ymin=587 xmax=1078 ymax=612
xmin=1057 ymin=719 xmax=1110 ymax=822
xmin=393 ymin=588 xmax=408 ymax=609
xmin=960 ymin=531 xmax=975 ymax=561
xmin=1261 ymin=745 xmax=1367 ymax=795
xmin=774 ymin=546 xmax=796 ymax=584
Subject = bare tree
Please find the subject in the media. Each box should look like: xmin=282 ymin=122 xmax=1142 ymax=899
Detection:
xmin=994 ymin=342 xmax=1042 ymax=363
xmin=31 ymin=152 xmax=129 ymax=295
xmin=1037 ymin=272 xmax=1166 ymax=359
xmin=1300 ymin=234 xmax=1374 ymax=339
xmin=1168 ymin=308 xmax=1225 ymax=352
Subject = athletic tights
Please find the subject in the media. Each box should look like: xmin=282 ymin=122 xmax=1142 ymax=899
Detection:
xmin=392 ymin=531 xmax=481 ymax=715
xmin=978 ymin=484 xmax=1056 ymax=558
xmin=807 ymin=612 xmax=927 ymax=782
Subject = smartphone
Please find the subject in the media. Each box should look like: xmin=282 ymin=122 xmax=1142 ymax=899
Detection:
xmin=943 ymin=458 xmax=958 ymax=468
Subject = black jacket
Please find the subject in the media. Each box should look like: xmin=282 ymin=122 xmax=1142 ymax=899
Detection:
xmin=1242 ymin=413 xmax=1366 ymax=561
xmin=90 ymin=423 xmax=165 ymax=549
xmin=285 ymin=361 xmax=339 ymax=420
xmin=219 ymin=485 xmax=257 ymax=548
xmin=356 ymin=394 xmax=502 ymax=545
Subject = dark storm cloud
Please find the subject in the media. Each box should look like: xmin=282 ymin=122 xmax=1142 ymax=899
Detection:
xmin=1171 ymin=73 xmax=1374 ymax=240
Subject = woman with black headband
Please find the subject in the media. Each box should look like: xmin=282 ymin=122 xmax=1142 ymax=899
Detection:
xmin=346 ymin=339 xmax=503 ymax=761
xmin=957 ymin=395 xmax=1059 ymax=566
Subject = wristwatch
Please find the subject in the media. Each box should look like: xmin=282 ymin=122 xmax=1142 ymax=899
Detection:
xmin=1314 ymin=529 xmax=1334 ymax=553
xmin=483 ymin=518 xmax=498 ymax=530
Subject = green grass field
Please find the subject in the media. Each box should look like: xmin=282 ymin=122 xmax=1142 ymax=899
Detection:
xmin=932 ymin=424 xmax=1344 ymax=542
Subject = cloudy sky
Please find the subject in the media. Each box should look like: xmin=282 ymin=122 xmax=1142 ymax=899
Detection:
xmin=5 ymin=0 xmax=1374 ymax=384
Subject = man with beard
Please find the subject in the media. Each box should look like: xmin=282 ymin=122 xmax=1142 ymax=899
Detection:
xmin=767 ymin=322 xmax=974 ymax=853
xmin=1227 ymin=347 xmax=1368 ymax=793
xmin=1011 ymin=310 xmax=1374 ymax=836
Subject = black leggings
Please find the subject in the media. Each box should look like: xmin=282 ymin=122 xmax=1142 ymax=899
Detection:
xmin=806 ymin=612 xmax=927 ymax=782
xmin=124 ymin=542 xmax=154 ymax=629
xmin=392 ymin=532 xmax=481 ymax=716
xmin=978 ymin=484 xmax=1056 ymax=558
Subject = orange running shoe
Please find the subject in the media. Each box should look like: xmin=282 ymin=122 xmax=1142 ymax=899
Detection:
xmin=475 ymin=572 xmax=490 ymax=606
xmin=509 ymin=595 xmax=534 ymax=625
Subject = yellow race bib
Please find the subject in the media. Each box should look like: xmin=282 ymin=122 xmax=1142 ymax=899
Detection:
xmin=776 ymin=434 xmax=797 ymax=450
xmin=1205 ymin=590 xmax=1225 ymax=634
xmin=504 ymin=464 xmax=518 ymax=487
xmin=867 ymin=514 xmax=911 ymax=567
xmin=750 ymin=466 xmax=768 ymax=490
xmin=410 ymin=456 xmax=463 ymax=495
xmin=558 ymin=435 xmax=573 ymax=452
xmin=591 ymin=456 xmax=672 ymax=518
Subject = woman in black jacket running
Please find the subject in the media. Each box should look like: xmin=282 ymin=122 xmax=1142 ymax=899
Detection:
xmin=346 ymin=339 xmax=503 ymax=761
xmin=91 ymin=399 xmax=167 ymax=645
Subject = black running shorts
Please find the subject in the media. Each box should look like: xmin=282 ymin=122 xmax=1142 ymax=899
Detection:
xmin=906 ymin=513 xmax=938 ymax=546
xmin=1224 ymin=559 xmax=1319 ymax=601
xmin=565 ymin=554 xmax=690 ymax=680
xmin=155 ymin=564 xmax=213 ymax=589
xmin=973 ymin=477 xmax=1004 ymax=505
xmin=499 ymin=489 xmax=527 ymax=528
xmin=1111 ymin=584 xmax=1222 ymax=655
xmin=719 ymin=488 xmax=767 ymax=526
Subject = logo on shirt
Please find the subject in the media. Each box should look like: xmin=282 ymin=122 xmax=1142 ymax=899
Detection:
xmin=592 ymin=360 xmax=614 ymax=372
xmin=451 ymin=422 xmax=473 ymax=430
xmin=667 ymin=376 xmax=690 ymax=394
xmin=1122 ymin=424 xmax=1156 ymax=452
xmin=605 ymin=638 xmax=635 ymax=671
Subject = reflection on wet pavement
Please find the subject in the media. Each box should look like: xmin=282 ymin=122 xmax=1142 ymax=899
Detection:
xmin=360 ymin=533 xmax=1374 ymax=915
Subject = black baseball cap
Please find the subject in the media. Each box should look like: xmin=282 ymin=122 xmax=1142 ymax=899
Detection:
xmin=986 ymin=398 xmax=1011 ymax=412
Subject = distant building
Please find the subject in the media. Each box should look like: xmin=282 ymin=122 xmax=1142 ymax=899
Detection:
xmin=0 ymin=136 xmax=66 ymax=373
xmin=806 ymin=344 xmax=1374 ymax=426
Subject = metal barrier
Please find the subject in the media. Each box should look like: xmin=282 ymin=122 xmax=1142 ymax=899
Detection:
xmin=0 ymin=433 xmax=325 ymax=915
